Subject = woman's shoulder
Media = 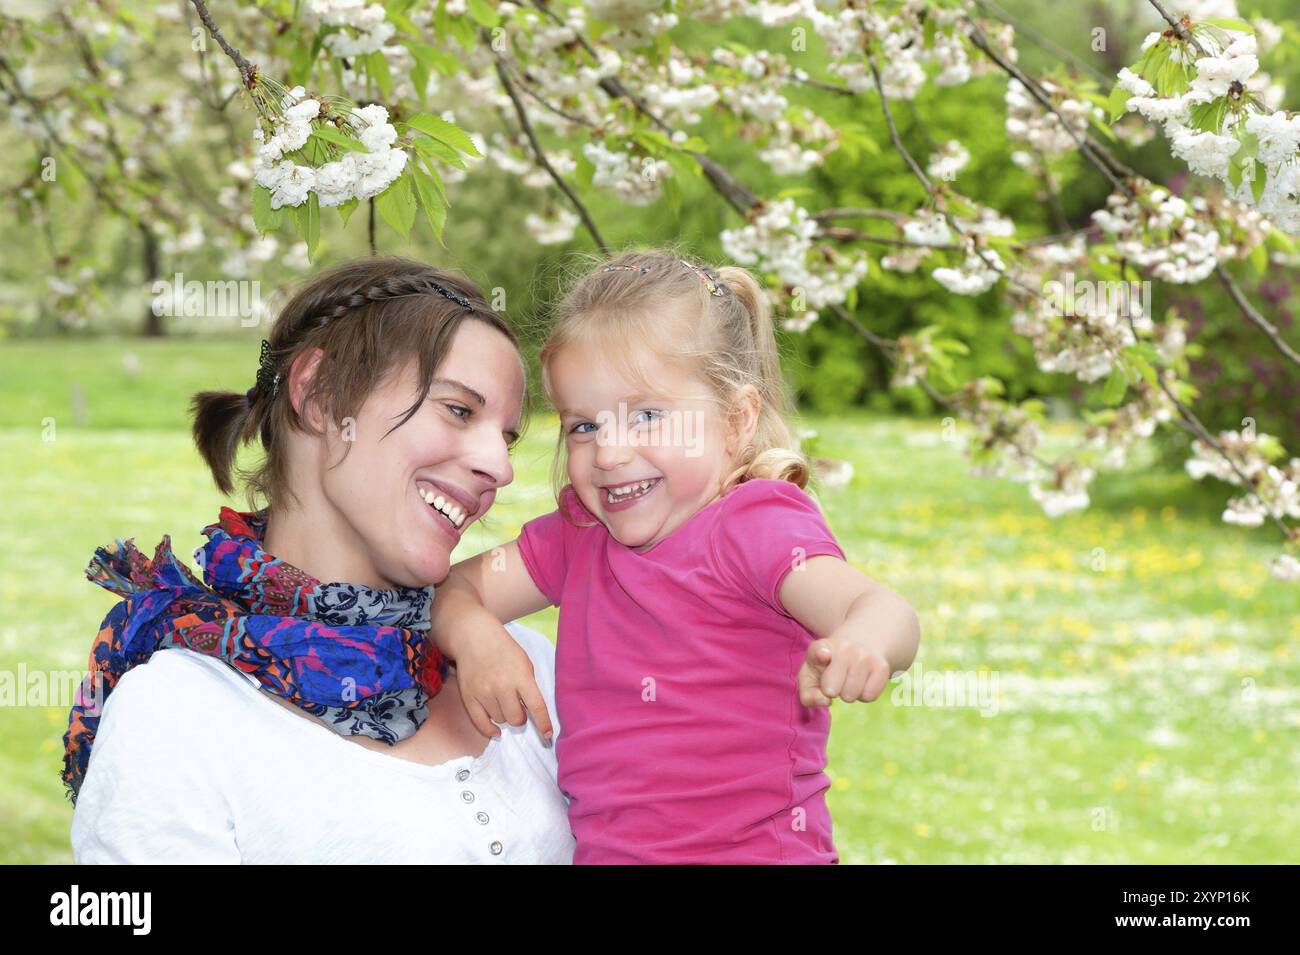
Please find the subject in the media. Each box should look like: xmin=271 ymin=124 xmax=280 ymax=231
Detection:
xmin=103 ymin=649 xmax=259 ymax=722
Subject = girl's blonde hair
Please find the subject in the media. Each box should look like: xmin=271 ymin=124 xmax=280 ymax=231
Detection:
xmin=537 ymin=246 xmax=810 ymax=507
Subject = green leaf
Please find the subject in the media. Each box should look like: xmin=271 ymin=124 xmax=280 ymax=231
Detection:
xmin=375 ymin=173 xmax=416 ymax=238
xmin=289 ymin=38 xmax=315 ymax=87
xmin=662 ymin=172 xmax=681 ymax=217
xmin=576 ymin=150 xmax=595 ymax=190
xmin=1189 ymin=97 xmax=1227 ymax=134
xmin=1202 ymin=18 xmax=1254 ymax=33
xmin=413 ymin=135 xmax=467 ymax=169
xmin=406 ymin=112 xmax=480 ymax=157
xmin=295 ymin=192 xmax=321 ymax=260
xmin=1102 ymin=364 xmax=1128 ymax=405
xmin=448 ymin=13 xmax=477 ymax=51
xmin=466 ymin=0 xmax=500 ymax=27
xmin=387 ymin=8 xmax=421 ymax=36
xmin=366 ymin=51 xmax=393 ymax=99
xmin=1250 ymin=239 xmax=1267 ymax=276
xmin=404 ymin=40 xmax=461 ymax=77
xmin=1252 ymin=160 xmax=1267 ymax=203
xmin=412 ymin=167 xmax=446 ymax=245
xmin=1129 ymin=350 xmax=1158 ymax=388
xmin=253 ymin=184 xmax=284 ymax=233
xmin=55 ymin=153 xmax=83 ymax=201
xmin=1089 ymin=109 xmax=1119 ymax=143
xmin=1228 ymin=150 xmax=1245 ymax=189
xmin=1237 ymin=128 xmax=1259 ymax=158
xmin=1106 ymin=82 xmax=1134 ymax=123
xmin=310 ymin=123 xmax=369 ymax=153
xmin=337 ymin=198 xmax=360 ymax=226
xmin=411 ymin=59 xmax=430 ymax=107
xmin=1133 ymin=40 xmax=1170 ymax=83
xmin=1165 ymin=59 xmax=1191 ymax=96
xmin=418 ymin=155 xmax=448 ymax=203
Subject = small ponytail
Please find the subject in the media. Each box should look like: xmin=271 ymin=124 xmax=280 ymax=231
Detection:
xmin=715 ymin=266 xmax=810 ymax=492
xmin=190 ymin=390 xmax=257 ymax=496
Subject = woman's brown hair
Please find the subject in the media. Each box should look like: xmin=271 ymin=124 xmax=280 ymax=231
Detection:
xmin=190 ymin=256 xmax=526 ymax=508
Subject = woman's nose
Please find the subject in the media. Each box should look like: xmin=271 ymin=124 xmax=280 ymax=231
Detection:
xmin=466 ymin=431 xmax=514 ymax=489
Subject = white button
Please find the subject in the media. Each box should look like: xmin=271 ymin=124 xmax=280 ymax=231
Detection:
xmin=489 ymin=841 xmax=503 ymax=855
xmin=476 ymin=812 xmax=489 ymax=825
xmin=461 ymin=790 xmax=475 ymax=803
xmin=456 ymin=769 xmax=470 ymax=781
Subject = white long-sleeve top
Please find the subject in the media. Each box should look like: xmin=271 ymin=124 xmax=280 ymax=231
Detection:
xmin=71 ymin=621 xmax=575 ymax=864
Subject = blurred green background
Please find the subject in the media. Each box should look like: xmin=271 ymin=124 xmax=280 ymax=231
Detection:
xmin=3 ymin=0 xmax=1299 ymax=863
xmin=1 ymin=338 xmax=1295 ymax=863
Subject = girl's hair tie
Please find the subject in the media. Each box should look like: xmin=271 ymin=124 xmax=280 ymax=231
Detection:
xmin=679 ymin=259 xmax=729 ymax=297
xmin=600 ymin=260 xmax=730 ymax=298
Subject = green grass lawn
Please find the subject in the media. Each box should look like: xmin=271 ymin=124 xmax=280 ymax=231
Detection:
xmin=1 ymin=338 xmax=1296 ymax=863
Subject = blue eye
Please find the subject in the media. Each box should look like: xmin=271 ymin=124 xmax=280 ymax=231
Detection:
xmin=446 ymin=404 xmax=471 ymax=420
xmin=568 ymin=421 xmax=596 ymax=435
xmin=632 ymin=409 xmax=662 ymax=424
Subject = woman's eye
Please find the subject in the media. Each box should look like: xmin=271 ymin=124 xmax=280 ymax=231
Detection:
xmin=445 ymin=403 xmax=471 ymax=420
xmin=568 ymin=422 xmax=596 ymax=435
xmin=632 ymin=409 xmax=662 ymax=425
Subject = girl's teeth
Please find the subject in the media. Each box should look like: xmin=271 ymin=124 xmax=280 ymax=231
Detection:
xmin=606 ymin=479 xmax=657 ymax=502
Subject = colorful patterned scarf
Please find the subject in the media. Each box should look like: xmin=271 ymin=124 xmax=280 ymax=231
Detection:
xmin=61 ymin=507 xmax=450 ymax=804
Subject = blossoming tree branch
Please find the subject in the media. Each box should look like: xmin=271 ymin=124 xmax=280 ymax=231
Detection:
xmin=4 ymin=0 xmax=1299 ymax=581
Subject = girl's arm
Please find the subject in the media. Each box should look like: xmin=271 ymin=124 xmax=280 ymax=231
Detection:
xmin=430 ymin=539 xmax=557 ymax=741
xmin=778 ymin=555 xmax=921 ymax=706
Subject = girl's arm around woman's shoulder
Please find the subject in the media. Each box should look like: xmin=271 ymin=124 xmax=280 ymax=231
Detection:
xmin=429 ymin=539 xmax=556 ymax=745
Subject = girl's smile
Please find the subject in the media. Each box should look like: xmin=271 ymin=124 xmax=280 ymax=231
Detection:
xmin=600 ymin=476 xmax=663 ymax=509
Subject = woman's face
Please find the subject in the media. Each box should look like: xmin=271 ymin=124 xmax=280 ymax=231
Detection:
xmin=310 ymin=319 xmax=525 ymax=589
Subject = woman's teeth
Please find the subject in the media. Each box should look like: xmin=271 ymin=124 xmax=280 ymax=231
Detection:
xmin=604 ymin=479 xmax=658 ymax=504
xmin=420 ymin=488 xmax=466 ymax=529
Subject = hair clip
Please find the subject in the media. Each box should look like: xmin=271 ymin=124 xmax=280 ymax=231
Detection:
xmin=679 ymin=259 xmax=728 ymax=297
xmin=254 ymin=339 xmax=282 ymax=399
xmin=426 ymin=281 xmax=472 ymax=309
xmin=601 ymin=264 xmax=651 ymax=274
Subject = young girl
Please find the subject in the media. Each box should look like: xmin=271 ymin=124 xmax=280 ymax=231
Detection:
xmin=430 ymin=250 xmax=920 ymax=864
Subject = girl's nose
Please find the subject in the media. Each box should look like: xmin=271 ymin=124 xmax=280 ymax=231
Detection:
xmin=593 ymin=426 xmax=634 ymax=470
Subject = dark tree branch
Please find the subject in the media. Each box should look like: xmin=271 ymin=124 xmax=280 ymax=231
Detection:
xmin=493 ymin=56 xmax=608 ymax=253
xmin=189 ymin=0 xmax=258 ymax=88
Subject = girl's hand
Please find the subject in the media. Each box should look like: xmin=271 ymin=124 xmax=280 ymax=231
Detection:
xmin=797 ymin=635 xmax=892 ymax=707
xmin=451 ymin=619 xmax=554 ymax=745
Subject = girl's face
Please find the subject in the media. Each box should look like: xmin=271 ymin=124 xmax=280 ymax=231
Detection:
xmin=306 ymin=319 xmax=525 ymax=588
xmin=551 ymin=338 xmax=742 ymax=552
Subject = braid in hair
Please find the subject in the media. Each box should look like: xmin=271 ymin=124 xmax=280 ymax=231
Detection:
xmin=310 ymin=275 xmax=473 ymax=327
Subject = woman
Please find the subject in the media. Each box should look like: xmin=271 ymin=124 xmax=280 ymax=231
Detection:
xmin=64 ymin=257 xmax=575 ymax=863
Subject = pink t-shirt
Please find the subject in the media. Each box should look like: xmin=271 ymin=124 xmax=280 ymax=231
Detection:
xmin=517 ymin=477 xmax=846 ymax=864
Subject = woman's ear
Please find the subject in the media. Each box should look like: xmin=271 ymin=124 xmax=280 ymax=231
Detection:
xmin=287 ymin=347 xmax=327 ymax=432
xmin=727 ymin=384 xmax=762 ymax=455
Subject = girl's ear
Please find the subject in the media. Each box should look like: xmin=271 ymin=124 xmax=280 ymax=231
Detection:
xmin=727 ymin=384 xmax=762 ymax=455
xmin=287 ymin=347 xmax=327 ymax=432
